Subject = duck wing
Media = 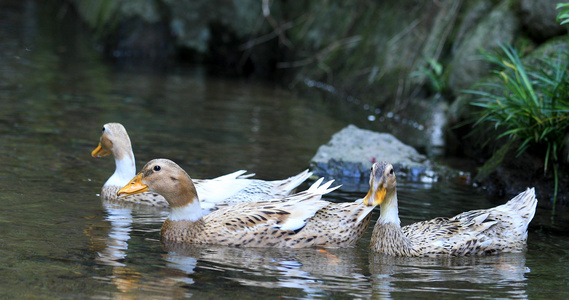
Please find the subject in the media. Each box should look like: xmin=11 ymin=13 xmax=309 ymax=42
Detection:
xmin=200 ymin=179 xmax=340 ymax=247
xmin=401 ymin=188 xmax=537 ymax=256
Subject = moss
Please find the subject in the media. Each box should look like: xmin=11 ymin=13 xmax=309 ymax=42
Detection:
xmin=474 ymin=139 xmax=515 ymax=182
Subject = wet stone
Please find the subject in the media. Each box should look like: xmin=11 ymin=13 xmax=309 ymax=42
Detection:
xmin=309 ymin=125 xmax=445 ymax=191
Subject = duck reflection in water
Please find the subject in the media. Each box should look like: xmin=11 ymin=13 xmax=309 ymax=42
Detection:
xmin=89 ymin=200 xmax=202 ymax=298
xmin=163 ymin=242 xmax=372 ymax=298
xmin=369 ymin=253 xmax=530 ymax=298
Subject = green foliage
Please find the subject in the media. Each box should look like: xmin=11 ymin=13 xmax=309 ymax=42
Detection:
xmin=556 ymin=3 xmax=569 ymax=25
xmin=411 ymin=57 xmax=446 ymax=94
xmin=466 ymin=44 xmax=569 ymax=205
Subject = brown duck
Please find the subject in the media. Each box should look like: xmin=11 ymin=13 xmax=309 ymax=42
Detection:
xmin=118 ymin=158 xmax=376 ymax=248
xmin=364 ymin=161 xmax=537 ymax=257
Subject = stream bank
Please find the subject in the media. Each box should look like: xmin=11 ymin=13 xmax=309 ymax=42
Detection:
xmin=63 ymin=0 xmax=569 ymax=205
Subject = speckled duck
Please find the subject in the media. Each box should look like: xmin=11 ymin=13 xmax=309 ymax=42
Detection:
xmin=364 ymin=161 xmax=537 ymax=257
xmin=118 ymin=158 xmax=376 ymax=248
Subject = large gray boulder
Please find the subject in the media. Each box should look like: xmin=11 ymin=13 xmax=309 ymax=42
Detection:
xmin=309 ymin=125 xmax=439 ymax=190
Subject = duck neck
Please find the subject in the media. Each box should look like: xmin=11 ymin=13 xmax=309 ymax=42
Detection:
xmin=372 ymin=188 xmax=417 ymax=256
xmin=371 ymin=221 xmax=415 ymax=256
xmin=105 ymin=150 xmax=136 ymax=187
xmin=168 ymin=197 xmax=203 ymax=222
xmin=378 ymin=189 xmax=401 ymax=227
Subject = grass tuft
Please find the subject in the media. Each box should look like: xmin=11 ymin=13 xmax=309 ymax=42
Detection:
xmin=465 ymin=44 xmax=569 ymax=207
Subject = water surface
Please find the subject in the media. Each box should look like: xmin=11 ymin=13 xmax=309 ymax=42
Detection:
xmin=1 ymin=1 xmax=569 ymax=299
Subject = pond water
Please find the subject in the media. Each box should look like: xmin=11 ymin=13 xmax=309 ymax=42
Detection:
xmin=1 ymin=1 xmax=569 ymax=299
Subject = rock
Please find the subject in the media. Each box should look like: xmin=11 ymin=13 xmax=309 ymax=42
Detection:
xmin=520 ymin=0 xmax=567 ymax=41
xmin=71 ymin=0 xmax=173 ymax=62
xmin=447 ymin=0 xmax=519 ymax=96
xmin=309 ymin=125 xmax=441 ymax=190
xmin=163 ymin=0 xmax=263 ymax=53
xmin=289 ymin=0 xmax=465 ymax=109
xmin=310 ymin=125 xmax=428 ymax=168
xmin=525 ymin=36 xmax=569 ymax=61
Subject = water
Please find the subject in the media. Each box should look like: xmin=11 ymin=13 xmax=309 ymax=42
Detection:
xmin=1 ymin=1 xmax=569 ymax=299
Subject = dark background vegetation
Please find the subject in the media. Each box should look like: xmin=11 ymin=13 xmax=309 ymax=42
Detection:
xmin=56 ymin=0 xmax=569 ymax=206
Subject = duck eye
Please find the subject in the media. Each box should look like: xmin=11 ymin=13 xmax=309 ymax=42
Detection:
xmin=101 ymin=127 xmax=105 ymax=132
xmin=389 ymin=168 xmax=394 ymax=175
xmin=153 ymin=165 xmax=161 ymax=172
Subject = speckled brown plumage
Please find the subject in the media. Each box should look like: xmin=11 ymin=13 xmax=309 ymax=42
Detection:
xmin=161 ymin=198 xmax=374 ymax=248
xmin=364 ymin=161 xmax=537 ymax=257
xmin=92 ymin=123 xmax=312 ymax=209
xmin=119 ymin=159 xmax=377 ymax=248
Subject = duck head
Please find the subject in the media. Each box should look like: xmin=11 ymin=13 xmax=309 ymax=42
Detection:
xmin=363 ymin=161 xmax=397 ymax=206
xmin=91 ymin=123 xmax=133 ymax=160
xmin=118 ymin=158 xmax=199 ymax=208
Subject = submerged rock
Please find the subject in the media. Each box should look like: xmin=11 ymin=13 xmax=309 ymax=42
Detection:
xmin=310 ymin=125 xmax=444 ymax=190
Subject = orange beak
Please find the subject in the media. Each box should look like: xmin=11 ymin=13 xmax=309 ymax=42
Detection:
xmin=91 ymin=143 xmax=111 ymax=158
xmin=363 ymin=186 xmax=386 ymax=206
xmin=117 ymin=173 xmax=148 ymax=197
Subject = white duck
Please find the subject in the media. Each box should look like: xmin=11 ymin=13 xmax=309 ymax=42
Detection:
xmin=92 ymin=123 xmax=312 ymax=209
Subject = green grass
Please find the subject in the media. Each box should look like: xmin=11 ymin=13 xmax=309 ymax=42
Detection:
xmin=411 ymin=57 xmax=446 ymax=94
xmin=557 ymin=3 xmax=569 ymax=25
xmin=465 ymin=44 xmax=569 ymax=207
